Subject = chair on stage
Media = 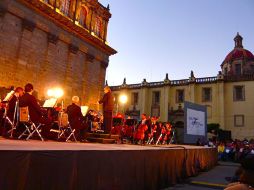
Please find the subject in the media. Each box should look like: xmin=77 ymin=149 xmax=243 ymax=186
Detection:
xmin=2 ymin=103 xmax=17 ymax=138
xmin=52 ymin=111 xmax=77 ymax=142
xmin=2 ymin=90 xmax=17 ymax=138
xmin=18 ymin=107 xmax=44 ymax=141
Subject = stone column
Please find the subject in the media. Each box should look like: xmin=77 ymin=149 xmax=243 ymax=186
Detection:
xmin=140 ymin=79 xmax=149 ymax=116
xmin=82 ymin=53 xmax=97 ymax=110
xmin=217 ymin=76 xmax=225 ymax=129
xmin=14 ymin=18 xmax=36 ymax=87
xmin=188 ymin=76 xmax=196 ymax=103
xmin=160 ymin=86 xmax=169 ymax=122
xmin=63 ymin=44 xmax=79 ymax=104
xmin=0 ymin=11 xmax=22 ymax=87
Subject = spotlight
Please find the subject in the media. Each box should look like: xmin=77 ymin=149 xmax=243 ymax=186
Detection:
xmin=47 ymin=88 xmax=64 ymax=98
xmin=47 ymin=89 xmax=54 ymax=97
xmin=54 ymin=88 xmax=64 ymax=98
xmin=119 ymin=94 xmax=127 ymax=104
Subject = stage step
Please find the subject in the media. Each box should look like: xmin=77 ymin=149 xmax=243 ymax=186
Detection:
xmin=87 ymin=137 xmax=116 ymax=144
xmin=85 ymin=133 xmax=119 ymax=144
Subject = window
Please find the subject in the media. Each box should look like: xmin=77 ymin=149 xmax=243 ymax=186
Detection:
xmin=94 ymin=17 xmax=102 ymax=37
xmin=132 ymin=92 xmax=139 ymax=105
xmin=176 ymin=89 xmax=184 ymax=103
xmin=235 ymin=64 xmax=241 ymax=75
xmin=78 ymin=6 xmax=88 ymax=27
xmin=233 ymin=85 xmax=245 ymax=101
xmin=234 ymin=115 xmax=244 ymax=127
xmin=59 ymin=0 xmax=70 ymax=16
xmin=152 ymin=91 xmax=160 ymax=105
xmin=202 ymin=88 xmax=212 ymax=102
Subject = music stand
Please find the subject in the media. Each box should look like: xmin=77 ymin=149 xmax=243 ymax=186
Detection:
xmin=81 ymin=106 xmax=89 ymax=116
xmin=43 ymin=98 xmax=57 ymax=108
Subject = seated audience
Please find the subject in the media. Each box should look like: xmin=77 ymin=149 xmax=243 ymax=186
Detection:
xmin=225 ymin=155 xmax=254 ymax=190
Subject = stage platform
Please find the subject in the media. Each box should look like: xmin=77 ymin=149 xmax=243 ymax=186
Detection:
xmin=0 ymin=138 xmax=217 ymax=190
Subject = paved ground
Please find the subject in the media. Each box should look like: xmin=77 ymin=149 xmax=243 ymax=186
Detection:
xmin=163 ymin=161 xmax=240 ymax=190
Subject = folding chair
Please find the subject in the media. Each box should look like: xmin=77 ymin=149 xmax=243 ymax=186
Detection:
xmin=2 ymin=100 xmax=19 ymax=138
xmin=56 ymin=111 xmax=77 ymax=142
xmin=18 ymin=107 xmax=44 ymax=141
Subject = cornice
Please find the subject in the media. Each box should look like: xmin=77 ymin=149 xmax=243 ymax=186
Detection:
xmin=16 ymin=0 xmax=117 ymax=56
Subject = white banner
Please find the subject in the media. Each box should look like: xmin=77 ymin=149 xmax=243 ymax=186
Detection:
xmin=187 ymin=108 xmax=205 ymax=136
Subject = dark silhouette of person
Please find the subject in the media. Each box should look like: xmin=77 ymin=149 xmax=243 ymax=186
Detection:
xmin=99 ymin=86 xmax=114 ymax=133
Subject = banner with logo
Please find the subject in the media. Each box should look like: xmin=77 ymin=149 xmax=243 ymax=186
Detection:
xmin=184 ymin=101 xmax=207 ymax=144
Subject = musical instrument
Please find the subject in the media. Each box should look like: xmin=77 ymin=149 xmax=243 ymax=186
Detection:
xmin=133 ymin=123 xmax=148 ymax=141
xmin=58 ymin=111 xmax=69 ymax=127
xmin=85 ymin=110 xmax=103 ymax=132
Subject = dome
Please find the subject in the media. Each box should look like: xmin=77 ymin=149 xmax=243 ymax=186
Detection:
xmin=223 ymin=48 xmax=254 ymax=63
xmin=221 ymin=33 xmax=254 ymax=66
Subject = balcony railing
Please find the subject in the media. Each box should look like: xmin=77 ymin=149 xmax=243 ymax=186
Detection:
xmin=195 ymin=77 xmax=217 ymax=84
xmin=111 ymin=74 xmax=254 ymax=91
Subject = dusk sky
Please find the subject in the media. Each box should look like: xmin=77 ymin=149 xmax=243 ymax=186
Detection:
xmin=100 ymin=0 xmax=254 ymax=86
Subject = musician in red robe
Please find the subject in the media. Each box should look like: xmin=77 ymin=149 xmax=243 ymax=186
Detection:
xmin=99 ymin=86 xmax=114 ymax=134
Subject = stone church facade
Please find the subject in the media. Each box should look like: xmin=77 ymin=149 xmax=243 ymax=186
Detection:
xmin=111 ymin=33 xmax=254 ymax=140
xmin=0 ymin=0 xmax=116 ymax=110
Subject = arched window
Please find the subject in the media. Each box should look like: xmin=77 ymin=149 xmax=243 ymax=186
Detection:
xmin=68 ymin=0 xmax=76 ymax=19
xmin=59 ymin=0 xmax=70 ymax=16
xmin=79 ymin=6 xmax=88 ymax=27
xmin=94 ymin=17 xmax=102 ymax=37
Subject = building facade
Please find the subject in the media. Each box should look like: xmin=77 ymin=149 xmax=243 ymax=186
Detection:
xmin=0 ymin=0 xmax=116 ymax=109
xmin=111 ymin=34 xmax=254 ymax=140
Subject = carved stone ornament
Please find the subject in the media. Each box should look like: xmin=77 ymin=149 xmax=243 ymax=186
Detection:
xmin=100 ymin=61 xmax=108 ymax=68
xmin=47 ymin=33 xmax=59 ymax=44
xmin=69 ymin=44 xmax=79 ymax=54
xmin=0 ymin=6 xmax=7 ymax=17
xmin=86 ymin=53 xmax=95 ymax=62
xmin=22 ymin=18 xmax=36 ymax=32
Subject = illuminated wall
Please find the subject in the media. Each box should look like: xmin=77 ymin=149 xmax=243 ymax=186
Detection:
xmin=0 ymin=0 xmax=116 ymax=109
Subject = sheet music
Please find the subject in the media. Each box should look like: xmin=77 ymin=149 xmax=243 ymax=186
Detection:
xmin=43 ymin=98 xmax=57 ymax=108
xmin=81 ymin=106 xmax=89 ymax=116
xmin=3 ymin=90 xmax=15 ymax=102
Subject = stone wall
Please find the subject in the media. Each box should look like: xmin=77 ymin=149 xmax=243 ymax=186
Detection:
xmin=0 ymin=0 xmax=115 ymax=110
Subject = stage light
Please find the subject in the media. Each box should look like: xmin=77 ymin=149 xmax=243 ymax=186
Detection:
xmin=119 ymin=94 xmax=127 ymax=104
xmin=47 ymin=88 xmax=64 ymax=98
xmin=47 ymin=89 xmax=54 ymax=97
xmin=54 ymin=88 xmax=64 ymax=98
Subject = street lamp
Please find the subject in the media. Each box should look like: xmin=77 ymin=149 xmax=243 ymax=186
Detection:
xmin=119 ymin=94 xmax=127 ymax=104
xmin=119 ymin=94 xmax=127 ymax=115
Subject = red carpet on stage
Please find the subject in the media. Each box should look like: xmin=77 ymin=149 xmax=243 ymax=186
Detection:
xmin=0 ymin=138 xmax=217 ymax=190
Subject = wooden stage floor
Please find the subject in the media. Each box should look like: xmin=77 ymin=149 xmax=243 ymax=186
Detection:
xmin=0 ymin=137 xmax=210 ymax=151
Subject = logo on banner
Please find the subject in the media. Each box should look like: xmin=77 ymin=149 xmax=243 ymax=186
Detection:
xmin=187 ymin=108 xmax=205 ymax=136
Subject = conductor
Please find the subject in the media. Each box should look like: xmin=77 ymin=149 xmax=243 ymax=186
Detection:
xmin=99 ymin=86 xmax=114 ymax=134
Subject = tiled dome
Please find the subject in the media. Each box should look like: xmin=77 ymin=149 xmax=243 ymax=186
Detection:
xmin=222 ymin=33 xmax=254 ymax=66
